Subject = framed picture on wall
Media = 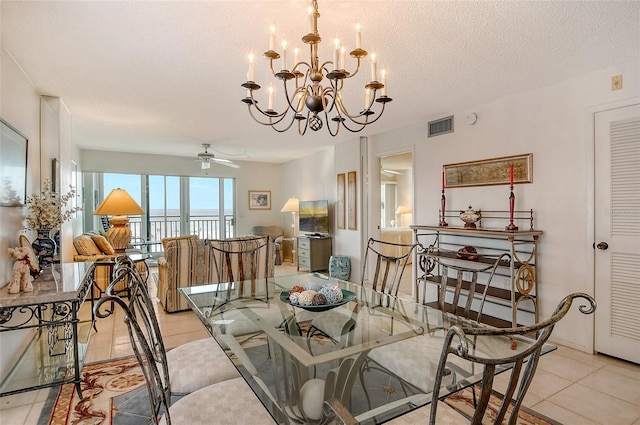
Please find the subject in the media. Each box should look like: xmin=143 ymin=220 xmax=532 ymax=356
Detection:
xmin=51 ymin=158 xmax=60 ymax=193
xmin=249 ymin=190 xmax=271 ymax=210
xmin=347 ymin=171 xmax=357 ymax=230
xmin=0 ymin=118 xmax=28 ymax=206
xmin=337 ymin=173 xmax=345 ymax=229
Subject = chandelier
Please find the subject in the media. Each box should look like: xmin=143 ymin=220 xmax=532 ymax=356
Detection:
xmin=241 ymin=0 xmax=392 ymax=136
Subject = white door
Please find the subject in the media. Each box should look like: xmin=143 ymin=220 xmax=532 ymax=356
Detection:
xmin=594 ymin=103 xmax=640 ymax=364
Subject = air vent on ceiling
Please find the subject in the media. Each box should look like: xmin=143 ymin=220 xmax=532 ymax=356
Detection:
xmin=428 ymin=116 xmax=454 ymax=137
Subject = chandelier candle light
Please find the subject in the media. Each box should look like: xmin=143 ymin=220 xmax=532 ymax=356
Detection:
xmin=242 ymin=0 xmax=392 ymax=135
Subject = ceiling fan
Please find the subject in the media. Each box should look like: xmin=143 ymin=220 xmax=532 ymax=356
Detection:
xmin=195 ymin=144 xmax=240 ymax=169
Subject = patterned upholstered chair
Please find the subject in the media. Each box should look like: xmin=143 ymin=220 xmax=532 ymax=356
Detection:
xmin=156 ymin=235 xmax=212 ymax=312
xmin=94 ymin=257 xmax=273 ymax=424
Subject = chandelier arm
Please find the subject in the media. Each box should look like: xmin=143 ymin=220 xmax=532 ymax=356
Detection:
xmin=282 ymin=80 xmax=307 ymax=113
xmin=323 ymin=108 xmax=341 ymax=137
xmin=341 ymin=57 xmax=363 ymax=79
xmin=247 ymin=105 xmax=300 ymax=133
xmin=247 ymin=104 xmax=293 ymax=127
xmin=342 ymin=102 xmax=389 ymax=128
xmin=321 ymin=85 xmax=339 ymax=114
xmin=247 ymin=92 xmax=292 ymax=121
xmin=299 ymin=111 xmax=312 ymax=136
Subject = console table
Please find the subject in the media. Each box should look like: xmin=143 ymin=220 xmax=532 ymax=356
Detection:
xmin=411 ymin=225 xmax=543 ymax=328
xmin=0 ymin=262 xmax=94 ymax=398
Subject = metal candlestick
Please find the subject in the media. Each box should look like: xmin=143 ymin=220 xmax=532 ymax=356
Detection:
xmin=439 ymin=190 xmax=448 ymax=226
xmin=505 ymin=185 xmax=518 ymax=231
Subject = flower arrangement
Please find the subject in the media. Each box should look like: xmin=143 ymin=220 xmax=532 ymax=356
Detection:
xmin=25 ymin=179 xmax=82 ymax=230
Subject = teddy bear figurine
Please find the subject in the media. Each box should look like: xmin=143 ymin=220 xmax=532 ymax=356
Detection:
xmin=7 ymin=246 xmax=34 ymax=294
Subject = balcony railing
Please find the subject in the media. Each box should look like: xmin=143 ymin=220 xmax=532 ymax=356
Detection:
xmin=127 ymin=215 xmax=235 ymax=253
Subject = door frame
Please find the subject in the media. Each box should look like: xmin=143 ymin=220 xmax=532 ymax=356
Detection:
xmin=586 ymin=97 xmax=640 ymax=353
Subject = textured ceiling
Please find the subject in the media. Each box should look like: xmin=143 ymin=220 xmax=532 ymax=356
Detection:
xmin=2 ymin=1 xmax=639 ymax=164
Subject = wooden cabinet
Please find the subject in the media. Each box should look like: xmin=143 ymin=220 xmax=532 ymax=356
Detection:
xmin=297 ymin=236 xmax=332 ymax=272
xmin=410 ymin=225 xmax=543 ymax=328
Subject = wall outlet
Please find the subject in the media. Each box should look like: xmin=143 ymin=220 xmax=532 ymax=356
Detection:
xmin=612 ymin=75 xmax=623 ymax=90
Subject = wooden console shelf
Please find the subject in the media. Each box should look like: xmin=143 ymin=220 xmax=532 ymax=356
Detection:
xmin=410 ymin=224 xmax=543 ymax=327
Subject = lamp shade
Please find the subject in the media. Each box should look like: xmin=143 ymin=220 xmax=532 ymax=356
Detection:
xmin=395 ymin=205 xmax=411 ymax=215
xmin=93 ymin=188 xmax=144 ymax=216
xmin=280 ymin=197 xmax=299 ymax=213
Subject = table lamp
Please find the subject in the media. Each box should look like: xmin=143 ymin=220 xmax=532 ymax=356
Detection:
xmin=93 ymin=188 xmax=144 ymax=253
xmin=395 ymin=205 xmax=411 ymax=227
xmin=280 ymin=196 xmax=299 ymax=237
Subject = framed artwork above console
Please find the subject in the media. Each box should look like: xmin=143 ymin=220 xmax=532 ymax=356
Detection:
xmin=0 ymin=118 xmax=28 ymax=207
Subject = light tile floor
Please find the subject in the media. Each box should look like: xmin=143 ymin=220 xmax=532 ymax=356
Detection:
xmin=2 ymin=263 xmax=640 ymax=425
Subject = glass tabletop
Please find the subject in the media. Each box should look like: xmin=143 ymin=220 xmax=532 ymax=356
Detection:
xmin=179 ymin=273 xmax=554 ymax=424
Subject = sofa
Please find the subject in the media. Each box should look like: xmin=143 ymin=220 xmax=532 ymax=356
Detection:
xmin=250 ymin=226 xmax=284 ymax=265
xmin=157 ymin=235 xmax=276 ymax=313
xmin=72 ymin=232 xmax=148 ymax=297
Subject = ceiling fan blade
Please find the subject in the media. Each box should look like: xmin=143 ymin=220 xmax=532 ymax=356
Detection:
xmin=213 ymin=158 xmax=240 ymax=168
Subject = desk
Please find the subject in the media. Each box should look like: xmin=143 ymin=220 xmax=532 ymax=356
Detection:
xmin=0 ymin=262 xmax=94 ymax=398
xmin=179 ymin=274 xmax=554 ymax=424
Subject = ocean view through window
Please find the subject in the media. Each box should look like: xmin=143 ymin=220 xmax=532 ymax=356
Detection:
xmin=97 ymin=173 xmax=236 ymax=248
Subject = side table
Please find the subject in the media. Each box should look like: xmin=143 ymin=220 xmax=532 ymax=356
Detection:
xmin=0 ymin=262 xmax=94 ymax=398
xmin=282 ymin=237 xmax=297 ymax=263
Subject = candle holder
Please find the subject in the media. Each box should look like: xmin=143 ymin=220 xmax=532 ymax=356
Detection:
xmin=439 ymin=190 xmax=448 ymax=227
xmin=505 ymin=184 xmax=518 ymax=231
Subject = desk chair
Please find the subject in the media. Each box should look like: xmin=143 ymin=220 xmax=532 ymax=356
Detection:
xmin=325 ymin=292 xmax=597 ymax=425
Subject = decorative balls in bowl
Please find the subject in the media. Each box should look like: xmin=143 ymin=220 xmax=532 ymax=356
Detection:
xmin=282 ymin=283 xmax=356 ymax=312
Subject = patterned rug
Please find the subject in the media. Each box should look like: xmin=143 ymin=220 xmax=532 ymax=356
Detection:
xmin=443 ymin=386 xmax=561 ymax=425
xmin=41 ymin=343 xmax=558 ymax=425
xmin=42 ymin=356 xmax=150 ymax=425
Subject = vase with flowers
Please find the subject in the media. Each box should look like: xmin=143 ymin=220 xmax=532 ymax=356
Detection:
xmin=25 ymin=179 xmax=82 ymax=267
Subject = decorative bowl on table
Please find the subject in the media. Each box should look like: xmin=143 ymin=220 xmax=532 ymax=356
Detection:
xmin=280 ymin=285 xmax=357 ymax=312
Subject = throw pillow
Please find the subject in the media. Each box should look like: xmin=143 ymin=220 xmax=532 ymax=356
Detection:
xmin=74 ymin=235 xmax=102 ymax=256
xmin=91 ymin=234 xmax=115 ymax=255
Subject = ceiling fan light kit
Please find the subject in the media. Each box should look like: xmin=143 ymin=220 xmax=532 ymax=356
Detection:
xmin=195 ymin=144 xmax=239 ymax=169
xmin=241 ymin=0 xmax=392 ymax=136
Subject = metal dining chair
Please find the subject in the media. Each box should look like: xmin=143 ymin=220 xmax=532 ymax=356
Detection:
xmin=307 ymin=238 xmax=418 ymax=343
xmin=95 ymin=256 xmax=274 ymax=425
xmin=325 ymin=292 xmax=597 ymax=425
xmin=103 ymin=256 xmax=240 ymax=396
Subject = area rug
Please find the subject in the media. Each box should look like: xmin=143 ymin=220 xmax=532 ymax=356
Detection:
xmin=443 ymin=385 xmax=562 ymax=425
xmin=42 ymin=342 xmax=560 ymax=425
xmin=42 ymin=356 xmax=151 ymax=425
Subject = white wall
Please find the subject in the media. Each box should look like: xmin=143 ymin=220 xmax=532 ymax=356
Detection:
xmin=80 ymin=149 xmax=285 ymax=235
xmin=332 ymin=139 xmax=364 ymax=281
xmin=0 ymin=48 xmax=44 ymax=377
xmin=368 ymin=59 xmax=639 ymax=352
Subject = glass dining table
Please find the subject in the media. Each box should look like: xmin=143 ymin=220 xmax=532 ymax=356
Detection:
xmin=179 ymin=273 xmax=554 ymax=424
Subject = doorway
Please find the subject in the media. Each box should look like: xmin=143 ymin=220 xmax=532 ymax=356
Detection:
xmin=594 ymin=103 xmax=640 ymax=364
xmin=379 ymin=152 xmax=413 ymax=230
